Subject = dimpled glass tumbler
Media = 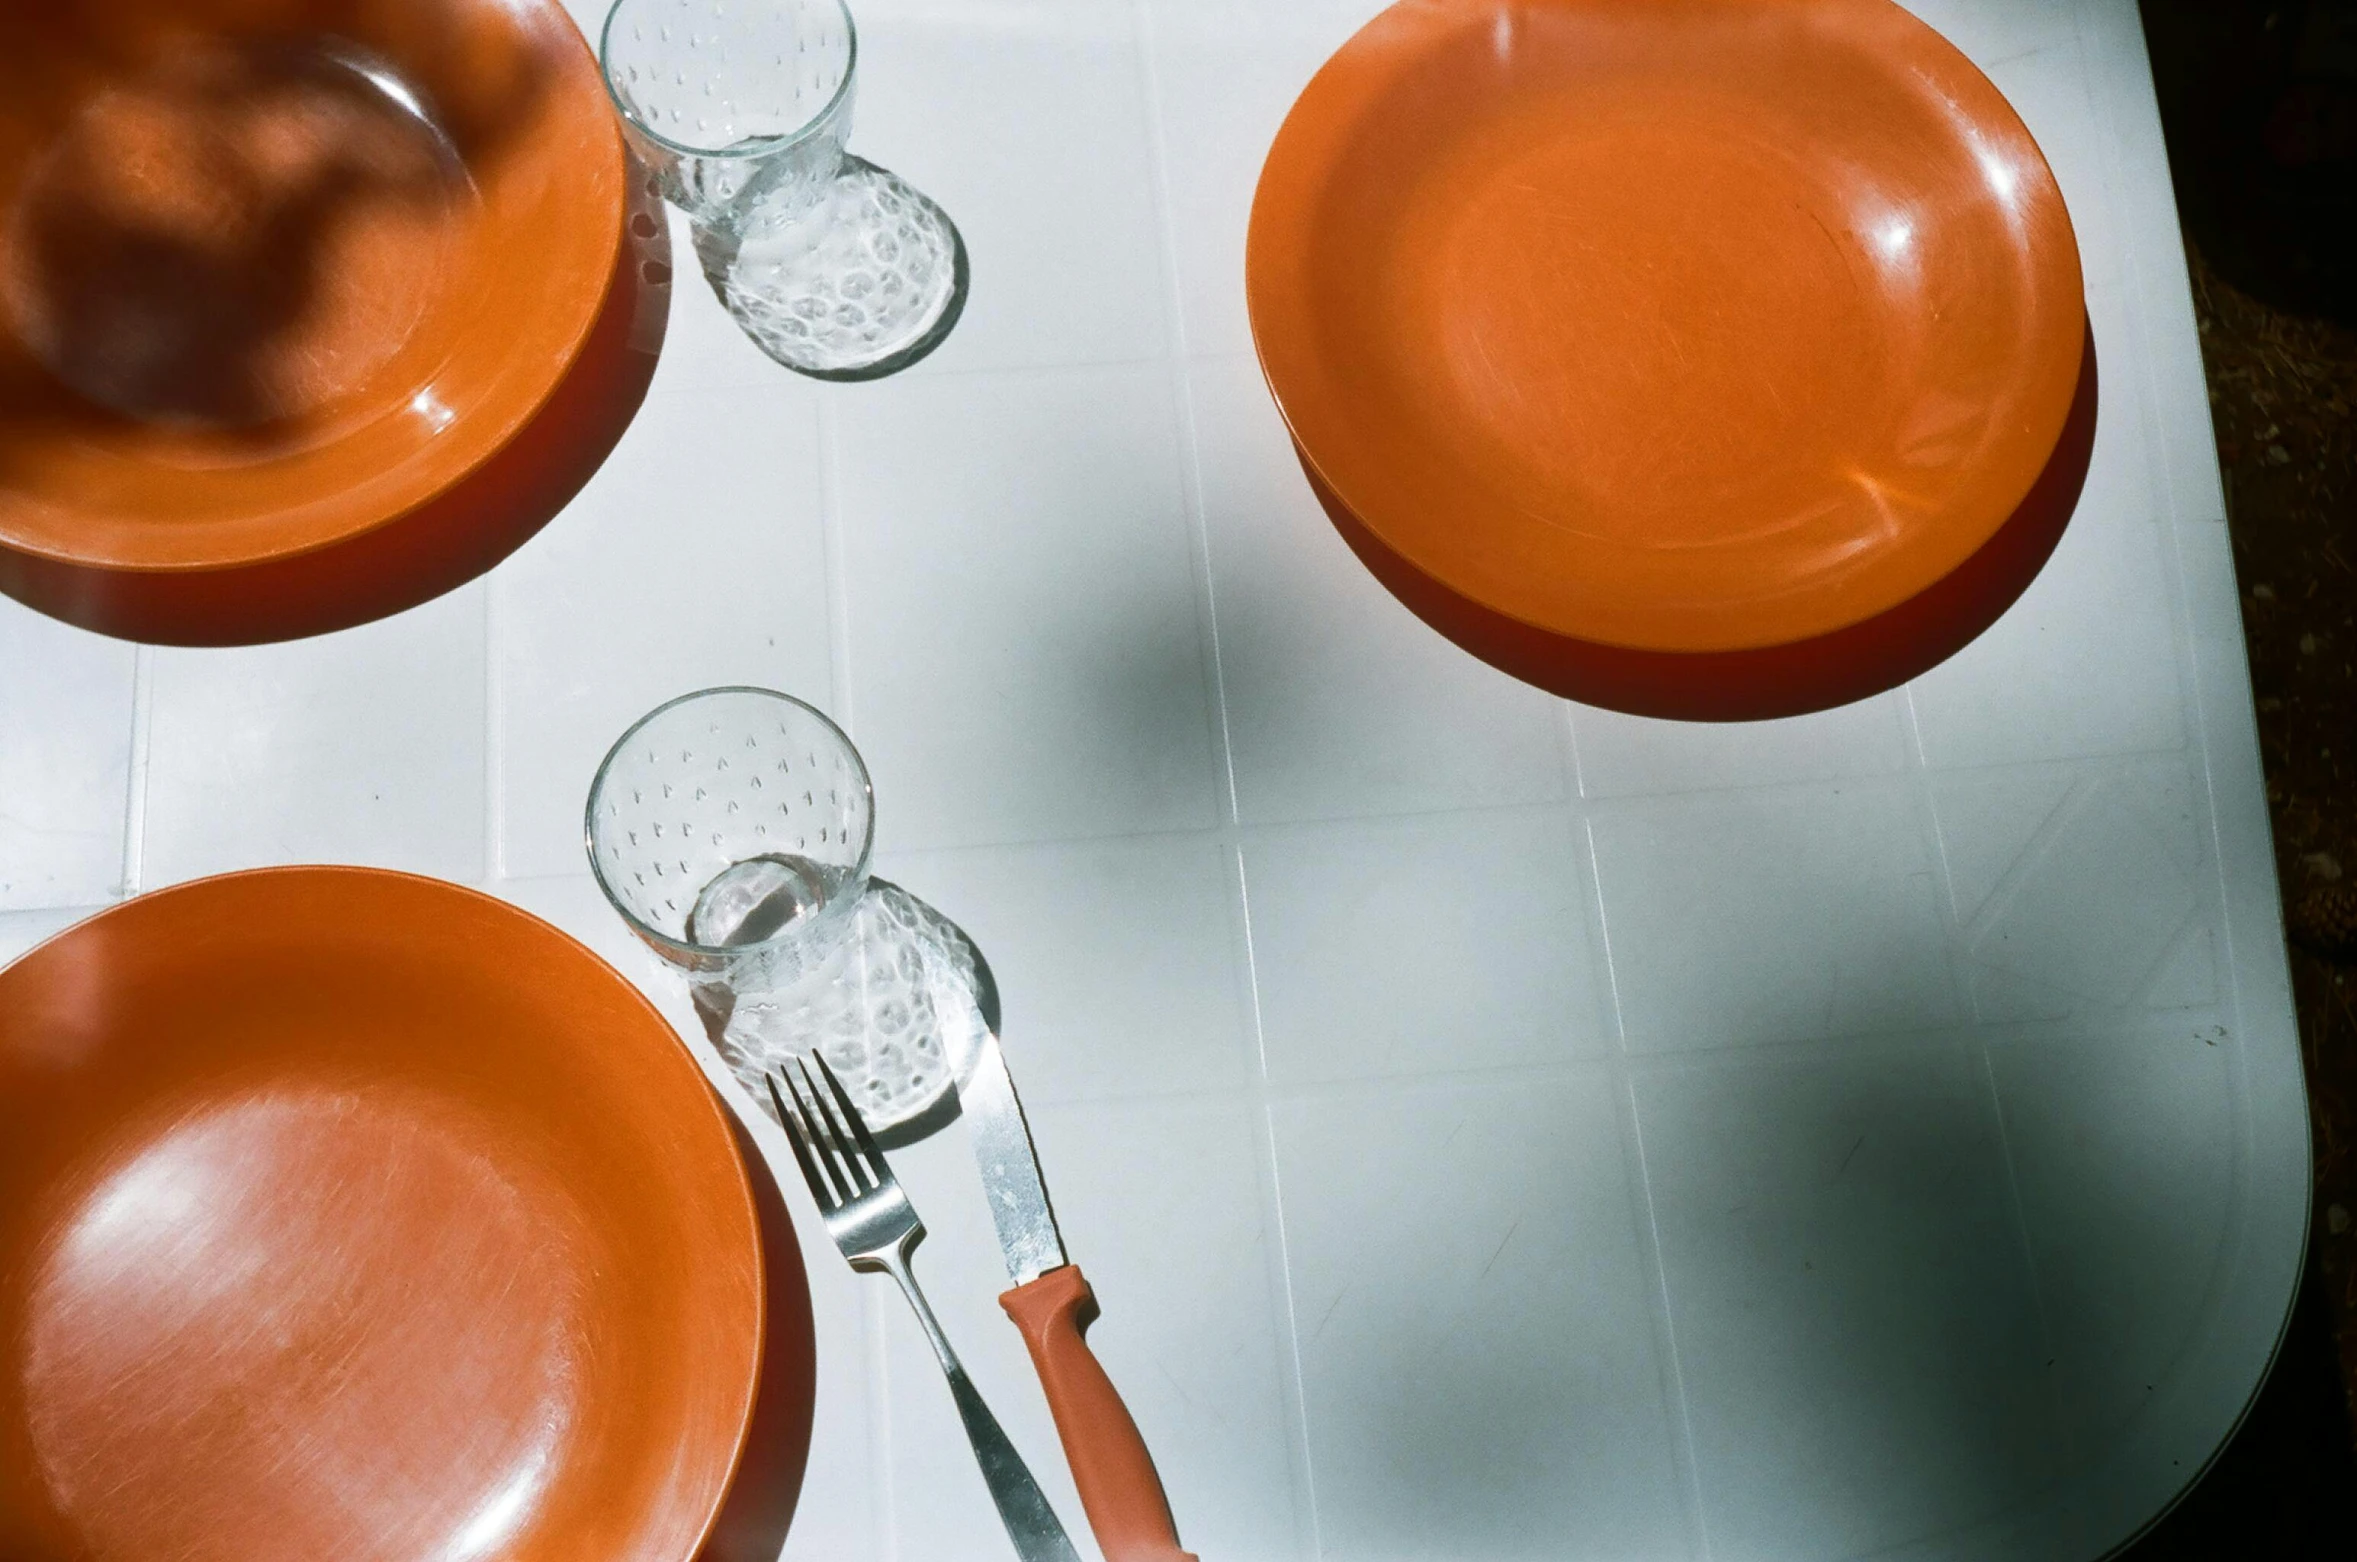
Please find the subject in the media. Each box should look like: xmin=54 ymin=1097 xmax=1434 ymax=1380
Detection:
xmin=587 ymin=687 xmax=987 ymax=1132
xmin=600 ymin=0 xmax=965 ymax=379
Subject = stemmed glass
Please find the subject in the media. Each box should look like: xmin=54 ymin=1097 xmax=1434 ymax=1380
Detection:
xmin=586 ymin=687 xmax=985 ymax=1132
xmin=599 ymin=0 xmax=966 ymax=379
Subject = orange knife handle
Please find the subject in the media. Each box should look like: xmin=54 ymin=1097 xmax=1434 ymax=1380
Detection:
xmin=1000 ymin=1265 xmax=1196 ymax=1562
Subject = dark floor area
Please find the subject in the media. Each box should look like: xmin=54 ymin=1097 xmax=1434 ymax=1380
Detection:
xmin=2114 ymin=2 xmax=2357 ymax=1554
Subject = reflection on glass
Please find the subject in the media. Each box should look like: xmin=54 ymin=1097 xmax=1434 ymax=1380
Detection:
xmin=587 ymin=686 xmax=987 ymax=1134
xmin=599 ymin=0 xmax=965 ymax=380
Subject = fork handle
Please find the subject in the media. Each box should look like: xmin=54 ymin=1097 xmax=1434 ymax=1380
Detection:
xmin=881 ymin=1258 xmax=1081 ymax=1562
xmin=1002 ymin=1265 xmax=1196 ymax=1562
xmin=941 ymin=1361 xmax=1082 ymax=1562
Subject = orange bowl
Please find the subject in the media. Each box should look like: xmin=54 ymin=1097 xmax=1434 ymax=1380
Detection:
xmin=0 ymin=869 xmax=799 ymax=1562
xmin=0 ymin=0 xmax=640 ymax=645
xmin=1248 ymin=0 xmax=2088 ymax=719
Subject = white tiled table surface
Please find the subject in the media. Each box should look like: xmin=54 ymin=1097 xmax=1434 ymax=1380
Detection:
xmin=0 ymin=1 xmax=2309 ymax=1558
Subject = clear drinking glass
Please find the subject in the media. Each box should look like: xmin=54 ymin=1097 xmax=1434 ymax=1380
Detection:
xmin=587 ymin=687 xmax=987 ymax=1132
xmin=599 ymin=0 xmax=966 ymax=380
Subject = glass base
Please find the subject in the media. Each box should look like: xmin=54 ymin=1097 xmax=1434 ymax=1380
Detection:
xmin=693 ymin=876 xmax=991 ymax=1134
xmin=699 ymin=155 xmax=967 ymax=381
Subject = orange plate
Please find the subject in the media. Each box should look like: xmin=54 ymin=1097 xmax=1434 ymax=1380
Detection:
xmin=0 ymin=869 xmax=798 ymax=1562
xmin=0 ymin=0 xmax=636 ymax=645
xmin=1248 ymin=0 xmax=2088 ymax=719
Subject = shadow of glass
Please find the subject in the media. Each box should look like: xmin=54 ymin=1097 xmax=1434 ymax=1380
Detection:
xmin=871 ymin=913 xmax=997 ymax=1151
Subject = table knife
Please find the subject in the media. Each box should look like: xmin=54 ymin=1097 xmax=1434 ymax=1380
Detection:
xmin=946 ymin=994 xmax=1196 ymax=1562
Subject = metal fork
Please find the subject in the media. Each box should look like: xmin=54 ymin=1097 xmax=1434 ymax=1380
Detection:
xmin=767 ymin=1056 xmax=1081 ymax=1562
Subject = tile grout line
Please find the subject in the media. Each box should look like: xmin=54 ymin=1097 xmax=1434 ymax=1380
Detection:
xmin=1975 ymin=1039 xmax=2080 ymax=1465
xmin=1575 ymin=811 xmax=1631 ymax=1052
xmin=1174 ymin=357 xmax=1245 ymax=830
xmin=1126 ymin=0 xmax=1205 ymax=370
xmin=1229 ymin=846 xmax=1276 ymax=1087
xmin=899 ymin=347 xmax=1171 ymax=388
xmin=1574 ymin=800 xmax=1713 ymax=1559
xmin=832 ymin=392 xmax=884 ymax=1559
xmin=2118 ymin=896 xmax=2213 ymax=1013
xmin=2151 ymin=487 xmax=2248 ymax=1048
xmin=2084 ymin=0 xmax=2296 ymax=1329
xmin=1131 ymin=6 xmax=1331 ymax=1550
xmin=1897 ymin=683 xmax=1973 ymax=1006
xmin=866 ymin=1282 xmax=898 ymax=1562
xmin=484 ymin=579 xmax=505 ymax=881
xmin=1901 ymin=682 xmax=2074 ymax=1461
xmin=1247 ymin=1004 xmax=2214 ymax=1097
xmin=895 ymin=790 xmax=1587 ymax=860
xmin=1618 ymin=1064 xmax=1715 ymax=1562
xmin=2074 ymin=0 xmax=2261 ymax=1060
xmin=1239 ymin=843 xmax=1327 ymax=1562
xmin=1247 ymin=1082 xmax=1326 ymax=1562
xmin=813 ymin=382 xmax=882 ymax=1557
xmin=120 ymin=644 xmax=154 ymax=896
xmin=1558 ymin=700 xmax=1590 ymax=801
xmin=1202 ymin=381 xmax=1323 ymax=1547
xmin=1904 ymin=686 xmax=2091 ymax=956
xmin=2111 ymin=307 xmax=2282 ymax=1228
xmin=1898 ymin=683 xmax=1977 ymax=1034
xmin=1954 ymin=768 xmax=2095 ymax=951
xmin=1128 ymin=0 xmax=1243 ymax=830
xmin=1238 ymin=850 xmax=1326 ymax=1557
xmin=815 ymin=395 xmax=858 ymax=736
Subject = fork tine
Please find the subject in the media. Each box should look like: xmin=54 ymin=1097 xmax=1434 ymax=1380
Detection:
xmin=812 ymin=1053 xmax=891 ymax=1188
xmin=794 ymin=1053 xmax=876 ymax=1195
xmin=769 ymin=1067 xmax=849 ymax=1209
xmin=785 ymin=1055 xmax=865 ymax=1202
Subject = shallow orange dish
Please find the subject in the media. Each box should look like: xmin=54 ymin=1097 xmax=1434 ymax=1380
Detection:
xmin=1248 ymin=0 xmax=2089 ymax=719
xmin=0 ymin=868 xmax=801 ymax=1562
xmin=0 ymin=0 xmax=645 ymax=645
